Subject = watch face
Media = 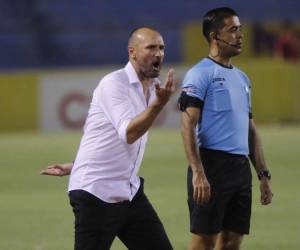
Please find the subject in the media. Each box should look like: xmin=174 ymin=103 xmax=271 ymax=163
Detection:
xmin=258 ymin=170 xmax=271 ymax=180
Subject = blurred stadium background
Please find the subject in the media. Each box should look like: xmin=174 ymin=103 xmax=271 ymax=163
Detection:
xmin=0 ymin=0 xmax=299 ymax=249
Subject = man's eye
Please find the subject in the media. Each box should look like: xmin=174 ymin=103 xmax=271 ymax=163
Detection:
xmin=232 ymin=27 xmax=242 ymax=32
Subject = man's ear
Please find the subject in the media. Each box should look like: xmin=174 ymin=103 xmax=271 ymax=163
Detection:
xmin=128 ymin=46 xmax=136 ymax=59
xmin=209 ymin=31 xmax=217 ymax=41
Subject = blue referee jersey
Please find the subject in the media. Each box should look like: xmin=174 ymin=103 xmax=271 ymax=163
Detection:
xmin=182 ymin=57 xmax=252 ymax=155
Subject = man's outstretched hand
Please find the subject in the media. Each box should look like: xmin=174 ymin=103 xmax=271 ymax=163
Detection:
xmin=154 ymin=69 xmax=175 ymax=106
xmin=40 ymin=163 xmax=73 ymax=177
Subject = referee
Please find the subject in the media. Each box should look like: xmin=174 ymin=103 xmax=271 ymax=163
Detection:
xmin=178 ymin=7 xmax=273 ymax=250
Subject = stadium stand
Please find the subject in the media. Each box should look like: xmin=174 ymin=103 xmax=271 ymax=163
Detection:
xmin=0 ymin=0 xmax=299 ymax=69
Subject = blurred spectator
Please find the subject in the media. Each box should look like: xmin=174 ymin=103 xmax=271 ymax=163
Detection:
xmin=252 ymin=22 xmax=276 ymax=56
xmin=27 ymin=1 xmax=66 ymax=66
xmin=274 ymin=21 xmax=300 ymax=62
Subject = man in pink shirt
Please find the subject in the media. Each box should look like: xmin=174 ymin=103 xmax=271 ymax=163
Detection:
xmin=41 ymin=27 xmax=175 ymax=250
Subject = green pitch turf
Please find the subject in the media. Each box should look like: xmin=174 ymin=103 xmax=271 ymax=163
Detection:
xmin=0 ymin=126 xmax=299 ymax=250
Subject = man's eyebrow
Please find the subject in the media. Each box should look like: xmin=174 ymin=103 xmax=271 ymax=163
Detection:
xmin=145 ymin=44 xmax=165 ymax=48
xmin=145 ymin=44 xmax=157 ymax=48
xmin=228 ymin=24 xmax=242 ymax=30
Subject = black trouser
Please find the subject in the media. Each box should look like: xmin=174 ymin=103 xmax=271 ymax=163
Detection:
xmin=187 ymin=148 xmax=252 ymax=235
xmin=69 ymin=180 xmax=173 ymax=250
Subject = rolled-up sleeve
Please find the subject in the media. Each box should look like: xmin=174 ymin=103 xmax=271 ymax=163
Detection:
xmin=97 ymin=76 xmax=135 ymax=143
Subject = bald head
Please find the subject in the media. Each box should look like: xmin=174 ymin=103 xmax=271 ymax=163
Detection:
xmin=128 ymin=27 xmax=161 ymax=47
xmin=127 ymin=27 xmax=165 ymax=80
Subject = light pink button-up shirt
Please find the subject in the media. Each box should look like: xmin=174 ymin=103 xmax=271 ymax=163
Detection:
xmin=68 ymin=62 xmax=159 ymax=203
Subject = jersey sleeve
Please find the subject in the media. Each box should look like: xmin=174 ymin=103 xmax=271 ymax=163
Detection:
xmin=181 ymin=66 xmax=210 ymax=101
xmin=239 ymin=70 xmax=253 ymax=118
xmin=96 ymin=76 xmax=135 ymax=143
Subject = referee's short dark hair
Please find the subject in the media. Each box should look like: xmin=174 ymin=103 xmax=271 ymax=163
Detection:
xmin=202 ymin=7 xmax=238 ymax=42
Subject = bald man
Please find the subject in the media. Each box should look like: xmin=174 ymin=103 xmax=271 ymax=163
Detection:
xmin=45 ymin=27 xmax=174 ymax=250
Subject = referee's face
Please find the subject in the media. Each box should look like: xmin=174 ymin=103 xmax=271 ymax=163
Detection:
xmin=217 ymin=15 xmax=243 ymax=57
xmin=131 ymin=30 xmax=165 ymax=79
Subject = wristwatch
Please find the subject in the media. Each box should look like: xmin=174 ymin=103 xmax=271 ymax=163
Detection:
xmin=258 ymin=170 xmax=271 ymax=180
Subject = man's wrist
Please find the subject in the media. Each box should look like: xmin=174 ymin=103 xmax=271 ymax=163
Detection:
xmin=190 ymin=164 xmax=205 ymax=174
xmin=150 ymin=101 xmax=165 ymax=111
xmin=258 ymin=169 xmax=271 ymax=180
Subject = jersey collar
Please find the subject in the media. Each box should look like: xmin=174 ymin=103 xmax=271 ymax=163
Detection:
xmin=206 ymin=57 xmax=233 ymax=69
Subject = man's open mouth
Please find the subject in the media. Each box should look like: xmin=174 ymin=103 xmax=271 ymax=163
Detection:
xmin=152 ymin=61 xmax=161 ymax=71
xmin=235 ymin=42 xmax=242 ymax=49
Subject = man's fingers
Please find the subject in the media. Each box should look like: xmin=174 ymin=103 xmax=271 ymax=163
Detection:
xmin=173 ymin=76 xmax=180 ymax=91
xmin=261 ymin=197 xmax=270 ymax=205
xmin=40 ymin=165 xmax=64 ymax=176
xmin=155 ymin=83 xmax=160 ymax=91
xmin=168 ymin=68 xmax=174 ymax=83
xmin=195 ymin=187 xmax=206 ymax=205
xmin=261 ymin=192 xmax=273 ymax=205
xmin=266 ymin=192 xmax=273 ymax=204
xmin=261 ymin=195 xmax=265 ymax=204
xmin=193 ymin=187 xmax=198 ymax=203
xmin=40 ymin=169 xmax=57 ymax=175
xmin=164 ymin=69 xmax=174 ymax=89
xmin=194 ymin=187 xmax=203 ymax=204
xmin=40 ymin=170 xmax=48 ymax=175
xmin=193 ymin=184 xmax=212 ymax=205
xmin=167 ymin=69 xmax=174 ymax=89
xmin=195 ymin=187 xmax=200 ymax=204
xmin=198 ymin=186 xmax=210 ymax=204
xmin=45 ymin=165 xmax=60 ymax=170
xmin=203 ymin=185 xmax=211 ymax=203
xmin=199 ymin=187 xmax=204 ymax=204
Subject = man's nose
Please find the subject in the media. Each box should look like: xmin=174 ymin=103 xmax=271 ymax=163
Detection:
xmin=155 ymin=49 xmax=163 ymax=57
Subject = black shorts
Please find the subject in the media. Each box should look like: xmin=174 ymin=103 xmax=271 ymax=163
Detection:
xmin=187 ymin=148 xmax=252 ymax=235
xmin=69 ymin=179 xmax=172 ymax=250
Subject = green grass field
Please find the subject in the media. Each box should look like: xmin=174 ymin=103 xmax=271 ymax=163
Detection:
xmin=0 ymin=126 xmax=300 ymax=250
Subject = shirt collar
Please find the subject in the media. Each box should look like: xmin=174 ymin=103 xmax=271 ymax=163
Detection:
xmin=124 ymin=62 xmax=160 ymax=87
